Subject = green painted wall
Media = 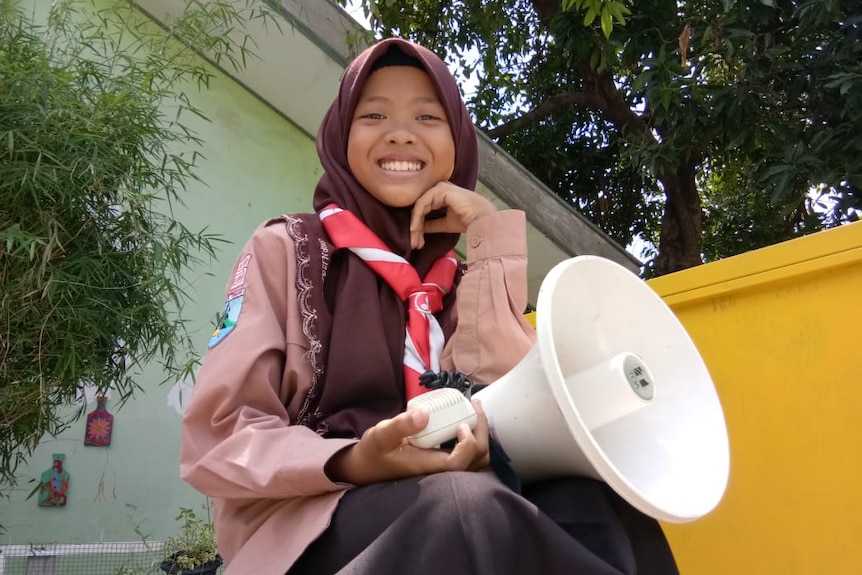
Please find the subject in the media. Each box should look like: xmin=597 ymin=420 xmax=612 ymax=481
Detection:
xmin=0 ymin=4 xmax=322 ymax=545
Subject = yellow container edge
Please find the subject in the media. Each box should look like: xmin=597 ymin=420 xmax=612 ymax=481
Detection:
xmin=648 ymin=221 xmax=862 ymax=303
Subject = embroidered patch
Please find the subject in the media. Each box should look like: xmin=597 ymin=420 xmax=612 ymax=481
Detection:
xmin=208 ymin=294 xmax=244 ymax=348
xmin=228 ymin=254 xmax=253 ymax=293
xmin=208 ymin=253 xmax=253 ymax=349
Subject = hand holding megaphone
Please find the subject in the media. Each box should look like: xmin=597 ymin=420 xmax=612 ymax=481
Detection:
xmin=326 ymin=400 xmax=488 ymax=485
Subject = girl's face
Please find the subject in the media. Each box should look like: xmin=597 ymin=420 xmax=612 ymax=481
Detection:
xmin=347 ymin=66 xmax=456 ymax=208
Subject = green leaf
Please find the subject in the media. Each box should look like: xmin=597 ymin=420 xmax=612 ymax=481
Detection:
xmin=369 ymin=0 xmax=381 ymax=21
xmin=660 ymin=88 xmax=672 ymax=111
xmin=607 ymin=2 xmax=630 ymax=25
xmin=632 ymin=72 xmax=648 ymax=93
xmin=600 ymin=9 xmax=613 ymax=38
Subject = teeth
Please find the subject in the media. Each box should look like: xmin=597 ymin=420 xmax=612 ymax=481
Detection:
xmin=380 ymin=160 xmax=422 ymax=172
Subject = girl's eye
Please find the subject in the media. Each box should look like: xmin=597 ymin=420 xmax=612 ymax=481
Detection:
xmin=418 ymin=114 xmax=441 ymax=121
xmin=363 ymin=113 xmax=384 ymax=120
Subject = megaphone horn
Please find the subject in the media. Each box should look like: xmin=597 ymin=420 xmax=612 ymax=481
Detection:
xmin=408 ymin=256 xmax=730 ymax=524
xmin=474 ymin=255 xmax=730 ymax=523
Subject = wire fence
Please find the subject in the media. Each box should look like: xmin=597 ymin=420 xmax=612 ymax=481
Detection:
xmin=0 ymin=542 xmax=226 ymax=575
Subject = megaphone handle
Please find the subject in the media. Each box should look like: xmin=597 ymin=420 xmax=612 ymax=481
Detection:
xmin=407 ymin=389 xmax=478 ymax=449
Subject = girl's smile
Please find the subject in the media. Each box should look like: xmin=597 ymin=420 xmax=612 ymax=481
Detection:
xmin=378 ymin=159 xmax=423 ymax=172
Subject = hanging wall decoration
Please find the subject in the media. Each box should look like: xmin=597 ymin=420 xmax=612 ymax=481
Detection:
xmin=38 ymin=453 xmax=70 ymax=507
xmin=85 ymin=396 xmax=114 ymax=447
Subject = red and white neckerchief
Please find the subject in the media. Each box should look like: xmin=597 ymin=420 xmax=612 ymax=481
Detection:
xmin=319 ymin=203 xmax=458 ymax=400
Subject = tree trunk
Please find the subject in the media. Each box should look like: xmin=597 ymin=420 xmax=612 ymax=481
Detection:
xmin=525 ymin=0 xmax=706 ymax=275
xmin=654 ymin=166 xmax=703 ymax=276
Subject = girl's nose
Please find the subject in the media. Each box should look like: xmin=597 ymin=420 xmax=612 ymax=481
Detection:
xmin=386 ymin=123 xmax=415 ymax=144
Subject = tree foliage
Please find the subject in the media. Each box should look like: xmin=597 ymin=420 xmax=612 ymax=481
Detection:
xmin=0 ymin=0 xmax=275 ymax=492
xmin=342 ymin=0 xmax=861 ymax=275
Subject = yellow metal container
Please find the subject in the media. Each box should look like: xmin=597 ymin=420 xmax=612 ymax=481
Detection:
xmin=647 ymin=222 xmax=862 ymax=574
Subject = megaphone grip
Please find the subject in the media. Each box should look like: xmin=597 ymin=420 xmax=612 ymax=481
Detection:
xmin=407 ymin=388 xmax=477 ymax=449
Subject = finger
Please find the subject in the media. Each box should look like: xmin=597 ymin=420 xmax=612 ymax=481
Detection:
xmin=409 ymin=210 xmax=425 ymax=251
xmin=371 ymin=410 xmax=429 ymax=452
xmin=421 ymin=216 xmax=455 ymax=236
xmin=445 ymin=423 xmax=481 ymax=471
xmin=409 ymin=199 xmax=434 ymax=250
xmin=468 ymin=400 xmax=491 ymax=470
xmin=411 ymin=229 xmax=424 ymax=251
xmin=444 ymin=400 xmax=490 ymax=471
xmin=471 ymin=399 xmax=490 ymax=447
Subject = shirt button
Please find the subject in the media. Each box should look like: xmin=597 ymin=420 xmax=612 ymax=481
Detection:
xmin=470 ymin=237 xmax=482 ymax=248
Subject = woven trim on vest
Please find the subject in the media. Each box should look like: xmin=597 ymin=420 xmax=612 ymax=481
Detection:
xmin=285 ymin=214 xmax=330 ymax=434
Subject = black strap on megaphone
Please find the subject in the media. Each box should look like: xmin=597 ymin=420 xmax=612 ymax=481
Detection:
xmin=420 ymin=371 xmax=522 ymax=494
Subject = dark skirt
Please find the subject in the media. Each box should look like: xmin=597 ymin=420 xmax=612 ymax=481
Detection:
xmin=288 ymin=471 xmax=679 ymax=575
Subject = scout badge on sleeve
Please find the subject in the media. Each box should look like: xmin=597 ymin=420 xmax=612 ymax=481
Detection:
xmin=208 ymin=253 xmax=252 ymax=348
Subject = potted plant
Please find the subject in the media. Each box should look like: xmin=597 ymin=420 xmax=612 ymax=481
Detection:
xmin=160 ymin=506 xmax=222 ymax=575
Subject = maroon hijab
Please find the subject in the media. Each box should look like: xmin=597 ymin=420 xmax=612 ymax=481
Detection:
xmin=308 ymin=38 xmax=478 ymax=437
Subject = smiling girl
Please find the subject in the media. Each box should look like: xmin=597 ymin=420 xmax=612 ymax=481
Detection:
xmin=180 ymin=38 xmax=678 ymax=575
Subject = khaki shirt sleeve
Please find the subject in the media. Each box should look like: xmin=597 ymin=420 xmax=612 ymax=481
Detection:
xmin=441 ymin=209 xmax=537 ymax=384
xmin=180 ymin=223 xmax=355 ymax=500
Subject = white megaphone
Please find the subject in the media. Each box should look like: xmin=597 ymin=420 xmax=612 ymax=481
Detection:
xmin=408 ymin=255 xmax=730 ymax=524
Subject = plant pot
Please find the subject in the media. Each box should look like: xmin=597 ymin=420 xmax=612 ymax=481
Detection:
xmin=159 ymin=553 xmax=223 ymax=575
